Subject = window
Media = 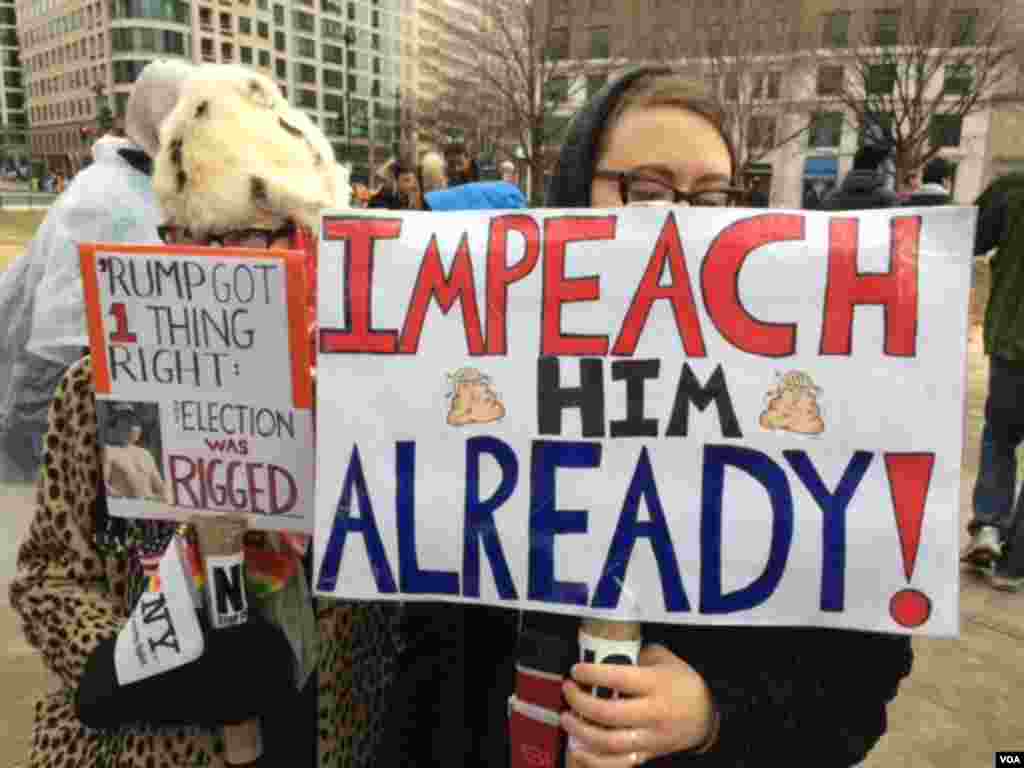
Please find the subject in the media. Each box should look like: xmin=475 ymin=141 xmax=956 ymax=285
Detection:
xmin=274 ymin=30 xmax=285 ymax=51
xmin=586 ymin=73 xmax=607 ymax=99
xmin=273 ymin=4 xmax=284 ymax=24
xmin=275 ymin=57 xmax=286 ymax=78
xmin=296 ymin=36 xmax=315 ymax=57
xmin=240 ymin=45 xmax=252 ymax=64
xmin=220 ymin=12 xmax=231 ymax=32
xmin=322 ymin=0 xmax=341 ymax=13
xmin=930 ymin=115 xmax=962 ymax=147
xmin=324 ymin=67 xmax=343 ymax=88
xmin=109 ymin=0 xmax=188 ymax=23
xmin=544 ymin=76 xmax=569 ymax=104
xmin=112 ymin=59 xmax=147 ymax=83
xmin=258 ymin=21 xmax=269 ymax=38
xmin=944 ymin=64 xmax=973 ymax=95
xmin=766 ymin=71 xmax=781 ymax=99
xmin=293 ymin=10 xmax=314 ymax=32
xmin=809 ymin=111 xmax=843 ymax=147
xmin=724 ymin=73 xmax=739 ymax=101
xmin=239 ymin=17 xmax=251 ymax=34
xmin=323 ymin=43 xmax=342 ymax=64
xmin=873 ymin=10 xmax=899 ymax=46
xmin=748 ymin=116 xmax=775 ymax=149
xmin=371 ymin=78 xmax=380 ymax=97
xmin=548 ymin=28 xmax=568 ymax=60
xmin=867 ymin=63 xmax=896 ymax=95
xmin=221 ymin=42 xmax=233 ymax=60
xmin=544 ymin=114 xmax=571 ymax=142
xmin=821 ymin=12 xmax=849 ymax=48
xmin=816 ymin=65 xmax=843 ymax=96
xmin=258 ymin=49 xmax=270 ymax=67
xmin=297 ymin=88 xmax=316 ymax=108
xmin=751 ymin=73 xmax=764 ymax=100
xmin=589 ymin=27 xmax=609 ymax=58
xmin=951 ymin=9 xmax=977 ymax=46
xmin=707 ymin=24 xmax=724 ymax=57
xmin=324 ymin=93 xmax=342 ymax=112
xmin=296 ymin=62 xmax=316 ymax=83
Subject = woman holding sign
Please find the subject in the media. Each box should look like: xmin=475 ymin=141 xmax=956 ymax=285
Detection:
xmin=7 ymin=65 xmax=384 ymax=768
xmin=382 ymin=67 xmax=914 ymax=768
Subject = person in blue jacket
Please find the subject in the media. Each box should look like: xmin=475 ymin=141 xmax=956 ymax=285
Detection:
xmin=425 ymin=179 xmax=527 ymax=211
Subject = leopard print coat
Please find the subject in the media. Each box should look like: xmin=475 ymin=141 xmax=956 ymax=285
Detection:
xmin=9 ymin=357 xmax=401 ymax=767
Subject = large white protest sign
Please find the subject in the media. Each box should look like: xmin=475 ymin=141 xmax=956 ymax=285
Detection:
xmin=81 ymin=244 xmax=315 ymax=532
xmin=313 ymin=207 xmax=974 ymax=636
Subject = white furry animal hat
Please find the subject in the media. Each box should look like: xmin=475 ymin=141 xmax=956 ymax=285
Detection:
xmin=152 ymin=65 xmax=349 ymax=235
xmin=124 ymin=58 xmax=194 ymax=158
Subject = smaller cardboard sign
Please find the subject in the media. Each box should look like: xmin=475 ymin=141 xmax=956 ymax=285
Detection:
xmin=80 ymin=243 xmax=315 ymax=532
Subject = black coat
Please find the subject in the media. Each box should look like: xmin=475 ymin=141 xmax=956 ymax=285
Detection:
xmin=818 ymin=170 xmax=900 ymax=210
xmin=904 ymin=184 xmax=952 ymax=208
xmin=383 ymin=66 xmax=914 ymax=768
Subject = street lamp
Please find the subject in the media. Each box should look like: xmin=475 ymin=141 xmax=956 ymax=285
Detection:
xmin=342 ymin=26 xmax=357 ymax=163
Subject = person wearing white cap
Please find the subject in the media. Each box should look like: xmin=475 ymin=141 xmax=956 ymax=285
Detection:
xmin=0 ymin=58 xmax=193 ymax=478
xmin=10 ymin=63 xmax=386 ymax=768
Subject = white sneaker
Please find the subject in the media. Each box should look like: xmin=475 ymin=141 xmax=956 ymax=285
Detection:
xmin=961 ymin=526 xmax=1003 ymax=568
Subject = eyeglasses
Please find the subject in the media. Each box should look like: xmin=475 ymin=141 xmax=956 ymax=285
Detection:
xmin=594 ymin=169 xmax=745 ymax=207
xmin=157 ymin=222 xmax=295 ymax=248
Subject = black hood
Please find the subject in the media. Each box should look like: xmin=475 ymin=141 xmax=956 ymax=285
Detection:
xmin=545 ymin=66 xmax=673 ymax=208
xmin=838 ymin=169 xmax=887 ymax=195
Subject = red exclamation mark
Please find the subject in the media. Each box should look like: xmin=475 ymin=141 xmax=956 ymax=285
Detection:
xmin=884 ymin=453 xmax=935 ymax=629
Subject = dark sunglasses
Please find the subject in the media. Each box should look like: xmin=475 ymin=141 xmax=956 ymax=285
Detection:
xmin=594 ymin=169 xmax=745 ymax=207
xmin=157 ymin=221 xmax=296 ymax=248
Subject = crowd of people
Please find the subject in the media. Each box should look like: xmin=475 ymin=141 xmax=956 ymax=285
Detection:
xmin=0 ymin=54 xmax=1018 ymax=768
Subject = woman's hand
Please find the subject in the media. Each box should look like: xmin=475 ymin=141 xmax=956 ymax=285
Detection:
xmin=561 ymin=644 xmax=716 ymax=767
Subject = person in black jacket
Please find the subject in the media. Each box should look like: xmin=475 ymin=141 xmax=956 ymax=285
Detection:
xmin=819 ymin=145 xmax=900 ymax=210
xmin=903 ymin=157 xmax=953 ymax=207
xmin=380 ymin=66 xmax=913 ymax=768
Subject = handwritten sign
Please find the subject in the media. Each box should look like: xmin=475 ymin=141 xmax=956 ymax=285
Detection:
xmin=312 ymin=207 xmax=974 ymax=636
xmin=80 ymin=244 xmax=314 ymax=532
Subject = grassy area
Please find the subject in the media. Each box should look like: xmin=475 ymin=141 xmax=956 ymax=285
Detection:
xmin=0 ymin=210 xmax=46 ymax=244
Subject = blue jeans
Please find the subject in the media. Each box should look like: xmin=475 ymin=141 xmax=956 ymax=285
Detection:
xmin=971 ymin=356 xmax=1024 ymax=576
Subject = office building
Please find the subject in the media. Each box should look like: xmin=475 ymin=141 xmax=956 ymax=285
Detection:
xmin=16 ymin=0 xmax=416 ymax=179
xmin=535 ymin=0 xmax=1024 ymax=205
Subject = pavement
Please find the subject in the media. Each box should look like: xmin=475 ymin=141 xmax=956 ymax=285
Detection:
xmin=0 ymin=267 xmax=1020 ymax=767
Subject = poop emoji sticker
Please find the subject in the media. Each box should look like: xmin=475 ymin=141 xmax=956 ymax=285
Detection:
xmin=446 ymin=368 xmax=506 ymax=426
xmin=759 ymin=371 xmax=825 ymax=435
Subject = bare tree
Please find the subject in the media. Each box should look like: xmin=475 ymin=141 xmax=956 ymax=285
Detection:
xmin=423 ymin=0 xmax=596 ymax=202
xmin=649 ymin=0 xmax=821 ymax=177
xmin=831 ymin=0 xmax=1018 ymax=187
